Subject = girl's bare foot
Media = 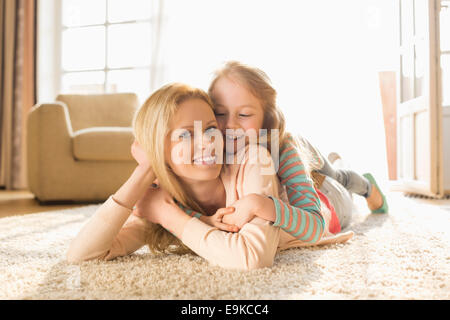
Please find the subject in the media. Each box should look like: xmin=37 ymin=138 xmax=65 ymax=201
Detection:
xmin=328 ymin=152 xmax=341 ymax=164
xmin=366 ymin=183 xmax=383 ymax=211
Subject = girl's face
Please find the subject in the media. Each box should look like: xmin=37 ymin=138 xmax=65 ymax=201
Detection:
xmin=210 ymin=76 xmax=264 ymax=154
xmin=165 ymin=98 xmax=223 ymax=183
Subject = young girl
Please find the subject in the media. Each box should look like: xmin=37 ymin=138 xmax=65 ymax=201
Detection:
xmin=207 ymin=61 xmax=388 ymax=234
xmin=67 ymin=83 xmax=351 ymax=270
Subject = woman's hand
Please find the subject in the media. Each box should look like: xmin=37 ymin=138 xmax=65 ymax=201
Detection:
xmin=132 ymin=185 xmax=194 ymax=239
xmin=199 ymin=207 xmax=240 ymax=233
xmin=222 ymin=193 xmax=275 ymax=228
xmin=131 ymin=140 xmax=153 ymax=172
xmin=133 ymin=185 xmax=175 ymax=225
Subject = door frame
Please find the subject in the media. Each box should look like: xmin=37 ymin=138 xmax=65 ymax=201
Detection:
xmin=390 ymin=0 xmax=444 ymax=198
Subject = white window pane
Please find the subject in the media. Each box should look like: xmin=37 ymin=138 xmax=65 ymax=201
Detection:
xmin=415 ymin=42 xmax=425 ymax=98
xmin=400 ymin=0 xmax=414 ymax=45
xmin=413 ymin=0 xmax=427 ymax=38
xmin=442 ymin=54 xmax=450 ymax=106
xmin=107 ymin=0 xmax=152 ymax=22
xmin=440 ymin=2 xmax=450 ymax=52
xmin=62 ymin=26 xmax=106 ymax=71
xmin=107 ymin=69 xmax=150 ymax=103
xmin=107 ymin=23 xmax=151 ymax=68
xmin=401 ymin=48 xmax=415 ymax=102
xmin=62 ymin=71 xmax=105 ymax=94
xmin=62 ymin=0 xmax=106 ymax=27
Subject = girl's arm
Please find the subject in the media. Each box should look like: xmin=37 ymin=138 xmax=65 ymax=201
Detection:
xmin=174 ymin=201 xmax=239 ymax=233
xmin=270 ymin=135 xmax=325 ymax=243
xmin=223 ymin=138 xmax=326 ymax=244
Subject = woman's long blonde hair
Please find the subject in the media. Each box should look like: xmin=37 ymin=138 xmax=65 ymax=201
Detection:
xmin=208 ymin=61 xmax=321 ymax=174
xmin=133 ymin=83 xmax=216 ymax=254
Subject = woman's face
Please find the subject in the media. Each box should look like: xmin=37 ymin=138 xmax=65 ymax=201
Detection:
xmin=165 ymin=98 xmax=223 ymax=182
xmin=210 ymin=76 xmax=264 ymax=154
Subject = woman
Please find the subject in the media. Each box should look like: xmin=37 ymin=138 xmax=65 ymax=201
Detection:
xmin=66 ymin=83 xmax=352 ymax=270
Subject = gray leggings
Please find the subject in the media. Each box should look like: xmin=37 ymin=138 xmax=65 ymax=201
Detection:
xmin=300 ymin=137 xmax=372 ymax=229
xmin=316 ymin=156 xmax=370 ymax=230
xmin=300 ymin=136 xmax=372 ymax=198
xmin=317 ymin=155 xmax=372 ymax=198
xmin=319 ymin=177 xmax=355 ymax=229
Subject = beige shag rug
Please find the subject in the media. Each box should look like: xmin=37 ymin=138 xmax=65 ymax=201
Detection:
xmin=1 ymin=193 xmax=449 ymax=300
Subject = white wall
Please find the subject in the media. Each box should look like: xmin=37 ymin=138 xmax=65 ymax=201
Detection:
xmin=159 ymin=0 xmax=397 ymax=180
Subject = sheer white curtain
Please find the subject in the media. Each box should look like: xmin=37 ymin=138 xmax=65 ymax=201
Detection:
xmin=156 ymin=0 xmax=397 ymax=180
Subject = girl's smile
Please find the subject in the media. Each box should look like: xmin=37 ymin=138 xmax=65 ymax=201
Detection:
xmin=210 ymin=75 xmax=264 ymax=153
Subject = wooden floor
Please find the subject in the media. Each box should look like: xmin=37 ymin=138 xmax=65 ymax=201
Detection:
xmin=0 ymin=190 xmax=92 ymax=219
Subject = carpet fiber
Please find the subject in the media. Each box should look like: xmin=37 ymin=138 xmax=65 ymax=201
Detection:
xmin=1 ymin=193 xmax=449 ymax=300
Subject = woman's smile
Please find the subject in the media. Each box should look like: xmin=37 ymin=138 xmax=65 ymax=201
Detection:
xmin=193 ymin=154 xmax=217 ymax=166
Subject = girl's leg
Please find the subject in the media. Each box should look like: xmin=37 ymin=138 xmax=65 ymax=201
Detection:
xmin=319 ymin=152 xmax=386 ymax=213
xmin=300 ymin=136 xmax=386 ymax=213
xmin=319 ymin=176 xmax=355 ymax=230
xmin=300 ymin=136 xmax=371 ymax=197
xmin=317 ymin=153 xmax=372 ymax=197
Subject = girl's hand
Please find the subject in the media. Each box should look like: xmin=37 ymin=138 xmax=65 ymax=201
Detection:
xmin=199 ymin=207 xmax=240 ymax=233
xmin=133 ymin=185 xmax=174 ymax=225
xmin=222 ymin=193 xmax=274 ymax=228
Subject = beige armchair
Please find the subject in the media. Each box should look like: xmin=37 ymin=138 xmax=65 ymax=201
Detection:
xmin=27 ymin=93 xmax=139 ymax=202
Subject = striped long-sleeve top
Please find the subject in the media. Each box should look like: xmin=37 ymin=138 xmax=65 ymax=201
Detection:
xmin=177 ymin=133 xmax=326 ymax=244
xmin=268 ymin=133 xmax=325 ymax=243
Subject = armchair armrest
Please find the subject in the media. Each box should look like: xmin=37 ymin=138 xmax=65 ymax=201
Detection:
xmin=27 ymin=102 xmax=74 ymax=198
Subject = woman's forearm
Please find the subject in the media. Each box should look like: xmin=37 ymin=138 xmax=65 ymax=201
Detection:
xmin=113 ymin=165 xmax=156 ymax=210
xmin=67 ymin=165 xmax=155 ymax=263
xmin=156 ymin=202 xmax=280 ymax=270
xmin=180 ymin=217 xmax=280 ymax=270
xmin=158 ymin=202 xmax=192 ymax=239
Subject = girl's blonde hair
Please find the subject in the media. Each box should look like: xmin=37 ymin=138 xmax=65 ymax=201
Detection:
xmin=208 ymin=61 xmax=321 ymax=174
xmin=133 ymin=83 xmax=215 ymax=254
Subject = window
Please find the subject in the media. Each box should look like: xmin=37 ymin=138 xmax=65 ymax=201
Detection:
xmin=37 ymin=0 xmax=397 ymax=180
xmin=60 ymin=0 xmax=157 ymax=102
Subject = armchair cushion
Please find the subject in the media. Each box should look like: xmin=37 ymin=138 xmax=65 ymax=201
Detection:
xmin=73 ymin=127 xmax=135 ymax=161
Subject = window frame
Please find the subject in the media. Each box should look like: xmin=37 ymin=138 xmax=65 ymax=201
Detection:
xmin=59 ymin=0 xmax=153 ymax=96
